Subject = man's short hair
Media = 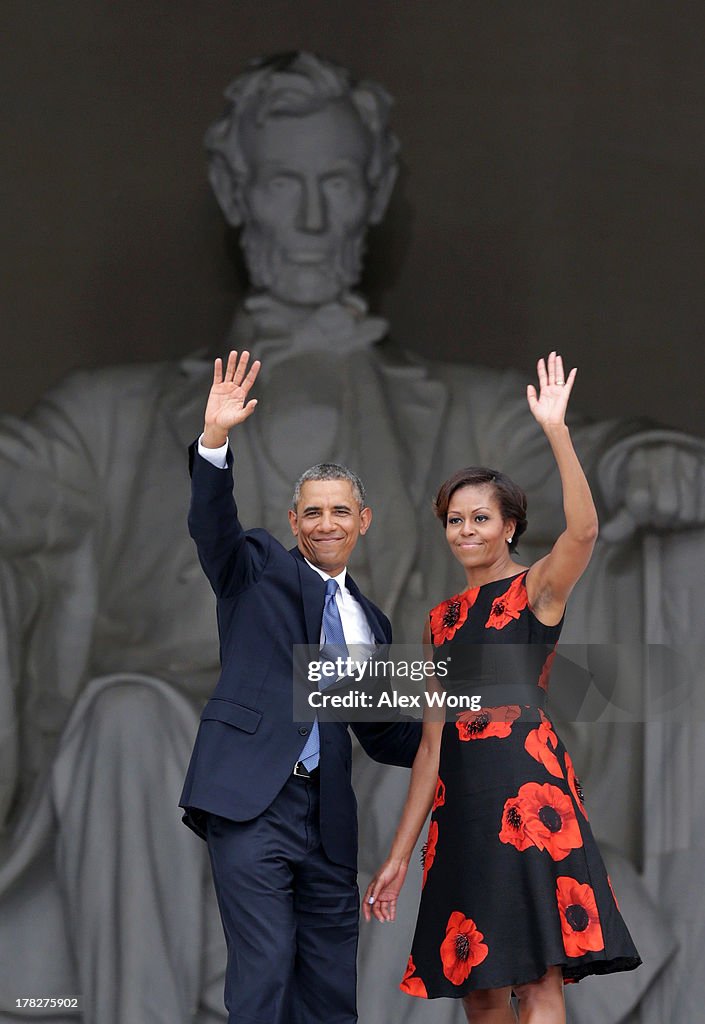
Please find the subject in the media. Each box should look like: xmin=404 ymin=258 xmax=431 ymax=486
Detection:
xmin=205 ymin=51 xmax=398 ymax=193
xmin=291 ymin=463 xmax=367 ymax=510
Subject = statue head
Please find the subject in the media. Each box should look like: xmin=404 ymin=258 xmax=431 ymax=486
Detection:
xmin=205 ymin=52 xmax=399 ymax=306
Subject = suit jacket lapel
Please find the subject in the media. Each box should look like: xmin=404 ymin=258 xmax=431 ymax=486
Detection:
xmin=289 ymin=548 xmax=387 ymax=645
xmin=290 ymin=547 xmax=326 ymax=644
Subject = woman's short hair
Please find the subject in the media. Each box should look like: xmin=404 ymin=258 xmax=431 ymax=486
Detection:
xmin=433 ymin=467 xmax=528 ymax=552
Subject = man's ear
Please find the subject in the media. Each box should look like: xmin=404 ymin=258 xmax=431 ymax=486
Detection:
xmin=359 ymin=506 xmax=373 ymax=536
xmin=368 ymin=164 xmax=398 ymax=225
xmin=207 ymin=154 xmax=245 ymax=228
xmin=288 ymin=508 xmax=299 ymax=537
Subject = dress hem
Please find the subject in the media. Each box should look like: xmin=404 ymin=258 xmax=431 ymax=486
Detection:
xmin=400 ymin=954 xmax=643 ymax=999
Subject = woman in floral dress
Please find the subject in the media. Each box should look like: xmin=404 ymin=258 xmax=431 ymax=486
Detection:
xmin=363 ymin=352 xmax=641 ymax=1023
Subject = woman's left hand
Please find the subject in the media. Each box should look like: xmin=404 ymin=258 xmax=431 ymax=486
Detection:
xmin=527 ymin=351 xmax=577 ymax=429
xmin=362 ymin=857 xmax=409 ymax=923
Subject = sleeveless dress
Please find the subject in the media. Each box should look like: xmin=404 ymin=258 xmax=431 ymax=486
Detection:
xmin=400 ymin=571 xmax=642 ymax=999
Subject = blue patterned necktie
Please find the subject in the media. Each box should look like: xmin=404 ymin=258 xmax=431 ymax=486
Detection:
xmin=320 ymin=578 xmax=348 ymax=659
xmin=298 ymin=578 xmax=348 ymax=771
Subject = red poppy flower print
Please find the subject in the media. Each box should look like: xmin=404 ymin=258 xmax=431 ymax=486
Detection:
xmin=556 ymin=876 xmax=605 ymax=957
xmin=485 ymin=573 xmax=528 ymax=630
xmin=538 ymin=649 xmax=556 ymax=691
xmin=565 ymin=751 xmax=588 ymax=820
xmin=607 ymin=875 xmax=620 ymax=911
xmin=400 ymin=955 xmax=428 ymax=998
xmin=500 ymin=782 xmax=583 ymax=860
xmin=430 ymin=588 xmax=479 ymax=644
xmin=524 ymin=709 xmax=563 ymax=778
xmin=520 ymin=782 xmax=583 ymax=860
xmin=499 ymin=795 xmax=536 ymax=852
xmin=422 ymin=820 xmax=439 ymax=888
xmin=432 ymin=776 xmax=446 ymax=812
xmin=440 ymin=911 xmax=489 ymax=985
xmin=456 ymin=704 xmax=521 ymax=741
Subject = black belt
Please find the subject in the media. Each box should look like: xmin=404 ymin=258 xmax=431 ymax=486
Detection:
xmin=293 ymin=761 xmax=319 ymax=780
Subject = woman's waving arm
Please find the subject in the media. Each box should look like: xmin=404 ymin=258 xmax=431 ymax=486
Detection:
xmin=525 ymin=352 xmax=599 ymax=625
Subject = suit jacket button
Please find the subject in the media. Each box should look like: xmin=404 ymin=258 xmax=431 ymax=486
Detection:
xmin=298 ymin=727 xmax=309 ymax=736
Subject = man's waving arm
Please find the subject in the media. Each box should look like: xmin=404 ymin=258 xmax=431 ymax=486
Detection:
xmin=188 ymin=350 xmax=263 ymax=597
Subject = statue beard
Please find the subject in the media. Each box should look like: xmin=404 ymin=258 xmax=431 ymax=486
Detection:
xmin=240 ymin=225 xmax=366 ymax=307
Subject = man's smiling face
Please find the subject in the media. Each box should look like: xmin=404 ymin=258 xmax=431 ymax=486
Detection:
xmin=288 ymin=478 xmax=371 ymax=575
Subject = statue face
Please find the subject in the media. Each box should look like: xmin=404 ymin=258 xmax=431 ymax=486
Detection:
xmin=238 ymin=99 xmax=373 ymax=305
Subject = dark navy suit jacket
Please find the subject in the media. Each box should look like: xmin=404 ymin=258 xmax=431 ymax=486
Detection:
xmin=179 ymin=441 xmax=420 ymax=870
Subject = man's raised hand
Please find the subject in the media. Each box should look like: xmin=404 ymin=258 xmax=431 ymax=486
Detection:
xmin=202 ymin=350 xmax=261 ymax=447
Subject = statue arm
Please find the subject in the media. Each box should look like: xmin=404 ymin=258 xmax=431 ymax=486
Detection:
xmin=0 ymin=379 xmax=100 ymax=827
xmin=0 ymin=562 xmax=35 ymax=826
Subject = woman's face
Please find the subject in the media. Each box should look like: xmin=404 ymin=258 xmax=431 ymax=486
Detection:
xmin=445 ymin=484 xmax=515 ymax=570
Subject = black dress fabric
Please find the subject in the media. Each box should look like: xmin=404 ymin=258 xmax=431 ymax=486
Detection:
xmin=400 ymin=571 xmax=642 ymax=1000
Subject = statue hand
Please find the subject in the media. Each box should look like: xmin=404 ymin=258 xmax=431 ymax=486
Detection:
xmin=203 ymin=350 xmax=261 ymax=439
xmin=526 ymin=351 xmax=577 ymax=429
xmin=601 ymin=442 xmax=705 ymax=541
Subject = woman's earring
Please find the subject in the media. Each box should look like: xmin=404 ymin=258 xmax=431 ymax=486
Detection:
xmin=507 ymin=536 xmax=513 ymax=544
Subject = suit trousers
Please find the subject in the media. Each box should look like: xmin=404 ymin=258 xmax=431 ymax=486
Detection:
xmin=205 ymin=774 xmax=360 ymax=1024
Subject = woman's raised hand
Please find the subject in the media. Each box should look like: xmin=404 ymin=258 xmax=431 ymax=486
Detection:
xmin=526 ymin=351 xmax=577 ymax=429
xmin=204 ymin=350 xmax=261 ymax=438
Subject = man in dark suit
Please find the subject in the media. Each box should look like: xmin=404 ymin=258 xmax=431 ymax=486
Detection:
xmin=180 ymin=349 xmax=420 ymax=1024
